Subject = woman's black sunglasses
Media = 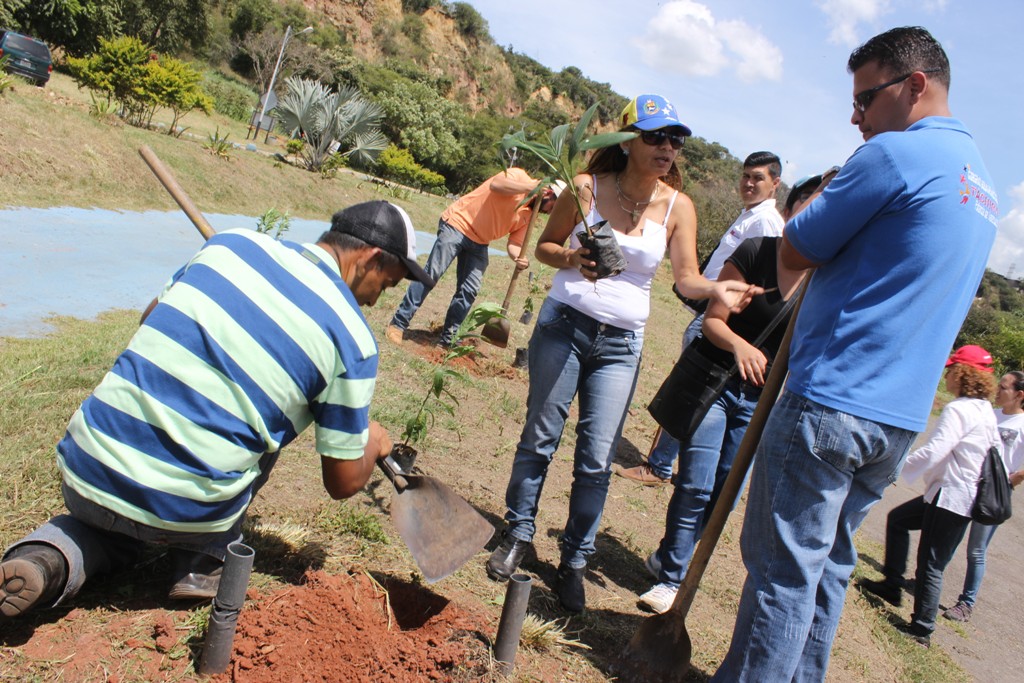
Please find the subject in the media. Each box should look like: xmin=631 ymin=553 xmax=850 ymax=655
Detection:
xmin=639 ymin=129 xmax=687 ymax=150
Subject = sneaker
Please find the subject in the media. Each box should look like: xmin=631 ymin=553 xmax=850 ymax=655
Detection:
xmin=485 ymin=532 xmax=531 ymax=582
xmin=943 ymin=600 xmax=973 ymax=623
xmin=384 ymin=325 xmax=404 ymax=345
xmin=857 ymin=577 xmax=903 ymax=607
xmin=0 ymin=545 xmax=68 ymax=619
xmin=639 ymin=583 xmax=678 ymax=614
xmin=644 ymin=551 xmax=661 ymax=581
xmin=615 ymin=463 xmax=670 ymax=486
xmin=555 ymin=563 xmax=586 ymax=613
xmin=895 ymin=622 xmax=931 ymax=648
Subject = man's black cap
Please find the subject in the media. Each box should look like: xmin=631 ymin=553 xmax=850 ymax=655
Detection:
xmin=330 ymin=201 xmax=434 ymax=287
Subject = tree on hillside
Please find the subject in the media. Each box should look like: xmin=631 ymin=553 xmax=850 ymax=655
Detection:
xmin=14 ymin=0 xmax=122 ymax=56
xmin=118 ymin=0 xmax=210 ymax=53
xmin=372 ymin=78 xmax=466 ymax=176
xmin=1 ymin=0 xmax=28 ymax=30
xmin=274 ymin=77 xmax=388 ymax=172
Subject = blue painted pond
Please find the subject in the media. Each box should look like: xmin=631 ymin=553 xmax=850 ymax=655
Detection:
xmin=0 ymin=207 xmax=462 ymax=338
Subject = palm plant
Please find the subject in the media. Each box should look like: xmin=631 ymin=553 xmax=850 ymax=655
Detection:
xmin=500 ymin=103 xmax=637 ymax=278
xmin=274 ymin=77 xmax=388 ymax=173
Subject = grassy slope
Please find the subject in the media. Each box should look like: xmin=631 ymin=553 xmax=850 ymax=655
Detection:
xmin=0 ymin=77 xmax=967 ymax=682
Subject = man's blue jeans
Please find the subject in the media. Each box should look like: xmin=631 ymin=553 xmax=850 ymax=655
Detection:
xmin=958 ymin=520 xmax=997 ymax=607
xmin=647 ymin=313 xmax=705 ymax=478
xmin=502 ymin=298 xmax=643 ymax=568
xmin=390 ymin=219 xmax=489 ymax=346
xmin=654 ymin=376 xmax=759 ymax=587
xmin=712 ymin=392 xmax=915 ymax=683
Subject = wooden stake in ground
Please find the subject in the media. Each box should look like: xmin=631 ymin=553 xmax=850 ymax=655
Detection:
xmin=613 ymin=287 xmax=805 ymax=683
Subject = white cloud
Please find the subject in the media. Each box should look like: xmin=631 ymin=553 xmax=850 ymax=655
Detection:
xmin=990 ymin=181 xmax=1024 ymax=278
xmin=634 ymin=0 xmax=782 ymax=82
xmin=815 ymin=0 xmax=892 ymax=46
xmin=719 ymin=20 xmax=784 ymax=82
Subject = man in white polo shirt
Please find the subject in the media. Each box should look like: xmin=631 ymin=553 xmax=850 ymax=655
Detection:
xmin=618 ymin=151 xmax=784 ymax=485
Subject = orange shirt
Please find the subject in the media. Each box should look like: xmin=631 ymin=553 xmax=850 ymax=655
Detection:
xmin=440 ymin=168 xmax=535 ymax=246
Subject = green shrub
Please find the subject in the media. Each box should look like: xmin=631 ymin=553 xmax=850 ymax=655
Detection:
xmin=202 ymin=71 xmax=257 ymax=123
xmin=285 ymin=138 xmax=305 ymax=155
xmin=374 ymin=145 xmax=446 ymax=193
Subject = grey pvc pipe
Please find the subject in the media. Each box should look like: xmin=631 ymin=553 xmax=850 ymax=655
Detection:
xmin=198 ymin=542 xmax=255 ymax=675
xmin=493 ymin=573 xmax=532 ymax=675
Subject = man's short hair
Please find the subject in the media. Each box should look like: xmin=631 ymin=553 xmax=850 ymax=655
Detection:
xmin=743 ymin=151 xmax=782 ymax=180
xmin=847 ymin=26 xmax=950 ymax=89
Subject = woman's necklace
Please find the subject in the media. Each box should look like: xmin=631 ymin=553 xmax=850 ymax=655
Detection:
xmin=615 ymin=174 xmax=659 ymax=226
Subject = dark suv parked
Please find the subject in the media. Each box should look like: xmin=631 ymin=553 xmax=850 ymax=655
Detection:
xmin=0 ymin=30 xmax=52 ymax=86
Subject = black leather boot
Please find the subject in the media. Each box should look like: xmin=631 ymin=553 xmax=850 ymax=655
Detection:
xmin=0 ymin=544 xmax=68 ymax=619
xmin=168 ymin=549 xmax=224 ymax=600
xmin=857 ymin=577 xmax=903 ymax=607
xmin=556 ymin=562 xmax=586 ymax=613
xmin=485 ymin=531 xmax=531 ymax=582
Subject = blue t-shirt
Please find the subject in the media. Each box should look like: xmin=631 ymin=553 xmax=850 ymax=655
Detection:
xmin=786 ymin=117 xmax=997 ymax=432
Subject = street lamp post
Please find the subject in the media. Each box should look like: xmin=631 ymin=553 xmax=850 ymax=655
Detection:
xmin=252 ymin=25 xmax=313 ymax=142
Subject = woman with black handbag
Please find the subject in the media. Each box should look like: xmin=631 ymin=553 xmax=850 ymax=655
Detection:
xmin=638 ymin=235 xmax=809 ymax=614
xmin=859 ymin=346 xmax=1000 ymax=647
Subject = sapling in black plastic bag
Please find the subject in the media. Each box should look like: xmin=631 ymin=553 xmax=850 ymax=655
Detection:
xmin=500 ymin=103 xmax=636 ymax=280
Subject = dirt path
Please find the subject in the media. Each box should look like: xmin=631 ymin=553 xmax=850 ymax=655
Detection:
xmin=857 ymin=427 xmax=1024 ymax=683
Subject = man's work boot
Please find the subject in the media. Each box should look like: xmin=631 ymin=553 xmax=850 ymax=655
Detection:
xmin=168 ymin=550 xmax=223 ymax=600
xmin=385 ymin=325 xmax=404 ymax=345
xmin=485 ymin=531 xmax=531 ymax=582
xmin=0 ymin=544 xmax=68 ymax=619
xmin=555 ymin=562 xmax=587 ymax=613
xmin=857 ymin=576 xmax=903 ymax=607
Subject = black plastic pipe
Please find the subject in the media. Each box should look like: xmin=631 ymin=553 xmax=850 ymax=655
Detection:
xmin=198 ymin=542 xmax=255 ymax=675
xmin=493 ymin=573 xmax=533 ymax=675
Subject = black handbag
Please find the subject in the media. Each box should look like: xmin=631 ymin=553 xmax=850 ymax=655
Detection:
xmin=971 ymin=445 xmax=1012 ymax=525
xmin=648 ymin=283 xmax=802 ymax=443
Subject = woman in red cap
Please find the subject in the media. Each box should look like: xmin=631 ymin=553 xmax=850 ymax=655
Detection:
xmin=859 ymin=345 xmax=1000 ymax=647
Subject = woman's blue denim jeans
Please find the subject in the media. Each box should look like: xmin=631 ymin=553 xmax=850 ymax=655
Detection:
xmin=502 ymin=298 xmax=643 ymax=568
xmin=654 ymin=376 xmax=760 ymax=587
xmin=712 ymin=391 xmax=915 ymax=683
xmin=958 ymin=520 xmax=998 ymax=606
xmin=390 ymin=219 xmax=489 ymax=346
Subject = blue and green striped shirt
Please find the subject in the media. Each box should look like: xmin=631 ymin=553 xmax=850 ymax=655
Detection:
xmin=58 ymin=230 xmax=378 ymax=532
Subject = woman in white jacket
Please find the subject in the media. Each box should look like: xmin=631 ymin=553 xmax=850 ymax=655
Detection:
xmin=942 ymin=369 xmax=1024 ymax=622
xmin=860 ymin=345 xmax=999 ymax=647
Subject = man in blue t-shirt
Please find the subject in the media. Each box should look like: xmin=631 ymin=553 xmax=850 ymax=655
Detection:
xmin=713 ymin=27 xmax=998 ymax=681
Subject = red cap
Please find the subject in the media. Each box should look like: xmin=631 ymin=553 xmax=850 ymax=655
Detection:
xmin=945 ymin=345 xmax=994 ymax=373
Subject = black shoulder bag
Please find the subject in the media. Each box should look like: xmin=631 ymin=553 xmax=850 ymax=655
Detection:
xmin=971 ymin=444 xmax=1013 ymax=525
xmin=648 ymin=284 xmax=802 ymax=443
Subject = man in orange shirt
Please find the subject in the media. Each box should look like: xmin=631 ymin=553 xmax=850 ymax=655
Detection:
xmin=386 ymin=169 xmax=563 ymax=347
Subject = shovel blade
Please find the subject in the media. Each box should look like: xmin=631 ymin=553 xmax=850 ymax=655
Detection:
xmin=612 ymin=608 xmax=692 ymax=682
xmin=390 ymin=474 xmax=494 ymax=583
xmin=480 ymin=319 xmax=510 ymax=348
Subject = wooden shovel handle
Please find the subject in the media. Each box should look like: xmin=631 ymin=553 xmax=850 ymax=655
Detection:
xmin=138 ymin=145 xmax=216 ymax=241
xmin=499 ymin=197 xmax=544 ymax=312
xmin=671 ymin=283 xmax=807 ymax=617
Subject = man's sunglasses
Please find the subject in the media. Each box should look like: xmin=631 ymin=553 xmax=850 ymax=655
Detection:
xmin=852 ymin=68 xmax=941 ymax=113
xmin=638 ymin=129 xmax=687 ymax=150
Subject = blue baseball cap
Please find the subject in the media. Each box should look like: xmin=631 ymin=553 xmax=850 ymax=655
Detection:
xmin=620 ymin=94 xmax=692 ymax=136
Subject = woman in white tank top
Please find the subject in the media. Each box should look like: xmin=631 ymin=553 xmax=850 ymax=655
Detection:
xmin=486 ymin=94 xmax=761 ymax=612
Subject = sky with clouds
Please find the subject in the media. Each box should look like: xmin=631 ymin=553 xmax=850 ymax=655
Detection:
xmin=466 ymin=0 xmax=1023 ymax=278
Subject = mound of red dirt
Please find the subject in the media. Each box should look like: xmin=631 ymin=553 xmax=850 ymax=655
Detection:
xmin=211 ymin=570 xmax=488 ymax=682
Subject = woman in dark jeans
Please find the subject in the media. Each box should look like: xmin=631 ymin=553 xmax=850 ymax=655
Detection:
xmin=859 ymin=345 xmax=999 ymax=647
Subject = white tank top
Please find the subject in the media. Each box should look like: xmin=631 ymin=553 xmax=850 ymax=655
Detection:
xmin=548 ymin=175 xmax=677 ymax=331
